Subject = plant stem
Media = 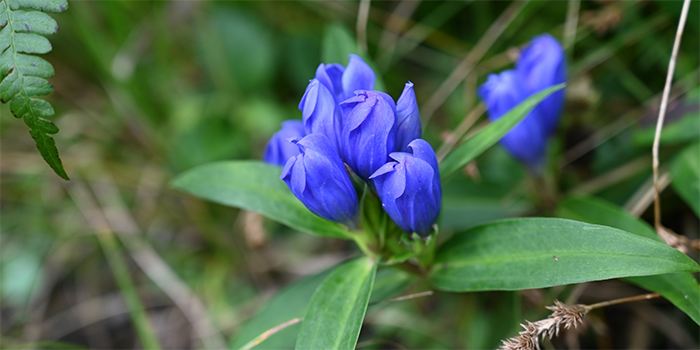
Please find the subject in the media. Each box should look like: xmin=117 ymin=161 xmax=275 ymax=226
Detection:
xmin=582 ymin=292 xmax=661 ymax=312
xmin=652 ymin=0 xmax=691 ymax=229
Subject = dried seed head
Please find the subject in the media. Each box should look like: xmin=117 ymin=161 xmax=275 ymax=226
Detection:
xmin=498 ymin=300 xmax=587 ymax=350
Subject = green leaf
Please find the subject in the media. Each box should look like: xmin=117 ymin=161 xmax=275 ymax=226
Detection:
xmin=670 ymin=143 xmax=700 ymax=217
xmin=430 ymin=218 xmax=699 ymax=292
xmin=7 ymin=0 xmax=68 ymax=13
xmin=627 ymin=273 xmax=700 ymax=325
xmin=231 ymin=266 xmax=411 ymax=350
xmin=231 ymin=268 xmax=333 ymax=350
xmin=12 ymin=32 xmax=51 ymax=53
xmin=10 ymin=10 xmax=58 ymax=35
xmin=296 ymin=257 xmax=377 ymax=350
xmin=556 ymin=196 xmax=658 ymax=241
xmin=321 ymin=23 xmax=359 ymax=66
xmin=171 ymin=161 xmax=350 ymax=239
xmin=439 ymin=84 xmax=565 ymax=179
xmin=557 ymin=195 xmax=700 ymax=325
xmin=0 ymin=0 xmax=68 ymax=179
xmin=24 ymin=114 xmax=67 ymax=179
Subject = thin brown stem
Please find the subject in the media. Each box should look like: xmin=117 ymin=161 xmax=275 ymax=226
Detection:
xmin=583 ymin=292 xmax=661 ymax=312
xmin=369 ymin=291 xmax=434 ymax=305
xmin=652 ymin=0 xmax=691 ymax=230
xmin=356 ymin=0 xmax=371 ymax=53
xmin=239 ymin=318 xmax=303 ymax=350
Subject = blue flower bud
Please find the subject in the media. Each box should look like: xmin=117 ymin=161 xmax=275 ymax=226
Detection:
xmin=281 ymin=133 xmax=359 ymax=227
xmin=479 ymin=70 xmax=548 ymax=166
xmin=340 ymin=54 xmax=375 ymax=101
xmin=299 ymin=79 xmax=343 ymax=152
xmin=516 ymin=34 xmax=566 ymax=135
xmin=478 ymin=34 xmax=566 ymax=168
xmin=395 ymin=81 xmax=422 ymax=152
xmin=369 ymin=139 xmax=441 ymax=236
xmin=340 ymin=90 xmax=397 ymax=180
xmin=263 ymin=120 xmax=306 ymax=166
xmin=314 ymin=63 xmax=345 ymax=102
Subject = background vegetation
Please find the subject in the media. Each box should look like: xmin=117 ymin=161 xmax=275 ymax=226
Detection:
xmin=1 ymin=1 xmax=698 ymax=349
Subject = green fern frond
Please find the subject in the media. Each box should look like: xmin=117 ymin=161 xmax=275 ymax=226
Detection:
xmin=0 ymin=0 xmax=69 ymax=180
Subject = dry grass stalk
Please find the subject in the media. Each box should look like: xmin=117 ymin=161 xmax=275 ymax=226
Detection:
xmin=499 ymin=300 xmax=586 ymax=350
xmin=500 ymin=292 xmax=665 ymax=350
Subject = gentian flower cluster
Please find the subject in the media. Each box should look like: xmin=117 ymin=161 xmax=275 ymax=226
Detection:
xmin=478 ymin=34 xmax=566 ymax=168
xmin=264 ymin=55 xmax=440 ymax=237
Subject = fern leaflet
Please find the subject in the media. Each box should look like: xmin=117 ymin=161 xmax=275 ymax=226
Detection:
xmin=0 ymin=0 xmax=69 ymax=180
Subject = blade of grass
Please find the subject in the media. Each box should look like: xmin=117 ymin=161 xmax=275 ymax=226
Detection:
xmin=96 ymin=233 xmax=161 ymax=350
xmin=421 ymin=0 xmax=530 ymax=126
xmin=66 ymin=182 xmax=161 ymax=350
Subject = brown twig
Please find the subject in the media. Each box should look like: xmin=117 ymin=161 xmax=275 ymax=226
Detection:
xmin=356 ymin=0 xmax=371 ymax=53
xmin=369 ymin=291 xmax=434 ymax=305
xmin=651 ymin=0 xmax=691 ymax=249
xmin=239 ymin=318 xmax=303 ymax=350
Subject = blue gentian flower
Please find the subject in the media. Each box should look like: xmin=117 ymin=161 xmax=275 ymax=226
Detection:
xmin=340 ymin=90 xmax=397 ymax=180
xmin=299 ymin=55 xmax=376 ymax=153
xmin=263 ymin=120 xmax=306 ymax=166
xmin=370 ymin=139 xmax=441 ymax=236
xmin=281 ymin=133 xmax=359 ymax=228
xmin=478 ymin=34 xmax=566 ymax=168
xmin=395 ymin=82 xmax=421 ymax=152
xmin=517 ymin=34 xmax=566 ymax=135
xmin=299 ymin=79 xmax=342 ymax=152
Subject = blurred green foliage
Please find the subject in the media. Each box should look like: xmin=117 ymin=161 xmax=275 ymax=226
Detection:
xmin=1 ymin=1 xmax=698 ymax=349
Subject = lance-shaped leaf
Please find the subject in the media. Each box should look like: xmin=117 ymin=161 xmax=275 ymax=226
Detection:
xmin=557 ymin=196 xmax=700 ymax=325
xmin=296 ymin=257 xmax=377 ymax=350
xmin=171 ymin=161 xmax=350 ymax=239
xmin=439 ymin=84 xmax=564 ymax=180
xmin=431 ymin=218 xmax=699 ymax=291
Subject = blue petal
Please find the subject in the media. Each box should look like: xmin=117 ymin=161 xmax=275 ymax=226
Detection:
xmin=406 ymin=139 xmax=438 ymax=174
xmin=341 ymin=54 xmax=375 ymax=101
xmin=281 ymin=134 xmax=359 ymax=226
xmin=299 ymin=79 xmax=343 ymax=152
xmin=264 ymin=120 xmax=306 ymax=166
xmin=517 ymin=34 xmax=566 ymax=135
xmin=315 ymin=63 xmax=345 ymax=101
xmin=341 ymin=91 xmax=397 ymax=180
xmin=396 ymin=82 xmax=422 ymax=151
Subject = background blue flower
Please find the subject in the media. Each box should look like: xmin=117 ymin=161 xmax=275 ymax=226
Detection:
xmin=478 ymin=34 xmax=566 ymax=168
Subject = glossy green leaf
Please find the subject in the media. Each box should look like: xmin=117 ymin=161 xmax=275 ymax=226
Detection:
xmin=670 ymin=143 xmax=700 ymax=217
xmin=439 ymin=84 xmax=565 ymax=179
xmin=557 ymin=196 xmax=658 ymax=240
xmin=431 ymin=218 xmax=699 ymax=291
xmin=171 ymin=161 xmax=350 ymax=239
xmin=556 ymin=195 xmax=700 ymax=325
xmin=296 ymin=257 xmax=377 ymax=350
